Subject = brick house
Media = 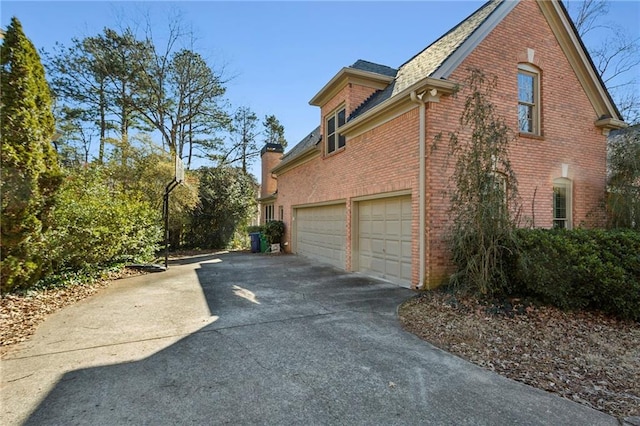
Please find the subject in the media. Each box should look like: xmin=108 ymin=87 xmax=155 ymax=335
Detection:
xmin=258 ymin=0 xmax=626 ymax=289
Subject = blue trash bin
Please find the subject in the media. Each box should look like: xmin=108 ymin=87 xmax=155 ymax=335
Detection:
xmin=249 ymin=233 xmax=261 ymax=253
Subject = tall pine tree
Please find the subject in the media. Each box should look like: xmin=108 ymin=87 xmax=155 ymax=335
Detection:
xmin=1 ymin=17 xmax=61 ymax=292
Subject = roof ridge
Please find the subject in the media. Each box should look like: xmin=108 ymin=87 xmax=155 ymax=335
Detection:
xmin=392 ymin=0 xmax=504 ymax=95
xmin=397 ymin=0 xmax=501 ymax=70
xmin=349 ymin=59 xmax=398 ymax=77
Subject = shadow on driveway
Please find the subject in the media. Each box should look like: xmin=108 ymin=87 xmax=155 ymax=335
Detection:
xmin=4 ymin=252 xmax=615 ymax=425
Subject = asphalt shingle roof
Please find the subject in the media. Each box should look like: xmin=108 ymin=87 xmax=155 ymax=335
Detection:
xmin=349 ymin=59 xmax=398 ymax=78
xmin=274 ymin=126 xmax=321 ymax=171
xmin=351 ymin=0 xmax=502 ymax=120
xmin=282 ymin=0 xmax=503 ymax=164
xmin=392 ymin=0 xmax=502 ymax=94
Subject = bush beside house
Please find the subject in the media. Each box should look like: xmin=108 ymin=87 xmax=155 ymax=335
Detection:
xmin=506 ymin=229 xmax=640 ymax=321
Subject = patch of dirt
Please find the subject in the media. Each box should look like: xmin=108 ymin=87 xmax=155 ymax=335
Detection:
xmin=399 ymin=291 xmax=640 ymax=420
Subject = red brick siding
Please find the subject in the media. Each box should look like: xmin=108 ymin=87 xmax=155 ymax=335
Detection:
xmin=277 ymin=109 xmax=421 ymax=283
xmin=274 ymin=0 xmax=608 ymax=288
xmin=425 ymin=0 xmax=608 ymax=284
xmin=261 ymin=151 xmax=282 ymax=198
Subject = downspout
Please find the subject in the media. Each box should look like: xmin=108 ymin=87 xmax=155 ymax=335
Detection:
xmin=411 ymin=88 xmax=440 ymax=290
xmin=410 ymin=91 xmax=427 ymax=290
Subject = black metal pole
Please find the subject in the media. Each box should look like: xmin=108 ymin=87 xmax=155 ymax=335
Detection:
xmin=164 ymin=179 xmax=179 ymax=270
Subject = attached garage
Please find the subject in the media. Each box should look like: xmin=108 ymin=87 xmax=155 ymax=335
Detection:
xmin=357 ymin=196 xmax=412 ymax=288
xmin=294 ymin=204 xmax=346 ymax=269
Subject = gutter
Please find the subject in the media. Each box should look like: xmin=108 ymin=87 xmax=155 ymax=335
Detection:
xmin=340 ymin=76 xmax=456 ymax=137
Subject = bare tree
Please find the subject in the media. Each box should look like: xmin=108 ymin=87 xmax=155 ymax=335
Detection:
xmin=129 ymin=19 xmax=230 ymax=163
xmin=567 ymin=0 xmax=640 ymax=123
xmin=217 ymin=106 xmax=259 ymax=173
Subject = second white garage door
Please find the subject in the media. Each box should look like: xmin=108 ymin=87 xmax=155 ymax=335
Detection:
xmin=295 ymin=204 xmax=346 ymax=269
xmin=358 ymin=196 xmax=412 ymax=288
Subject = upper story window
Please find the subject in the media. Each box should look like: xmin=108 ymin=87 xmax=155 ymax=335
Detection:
xmin=326 ymin=106 xmax=346 ymax=154
xmin=518 ymin=64 xmax=540 ymax=135
xmin=553 ymin=178 xmax=572 ymax=229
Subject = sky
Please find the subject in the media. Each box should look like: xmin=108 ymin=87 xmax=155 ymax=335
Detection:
xmin=2 ymin=0 xmax=639 ymax=179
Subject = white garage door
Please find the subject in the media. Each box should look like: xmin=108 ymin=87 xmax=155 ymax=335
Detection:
xmin=295 ymin=204 xmax=346 ymax=269
xmin=358 ymin=196 xmax=412 ymax=288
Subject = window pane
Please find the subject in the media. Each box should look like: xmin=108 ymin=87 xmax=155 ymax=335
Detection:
xmin=553 ymin=219 xmax=566 ymax=229
xmin=519 ymin=104 xmax=533 ymax=132
xmin=328 ymin=134 xmax=335 ymax=153
xmin=338 ymin=109 xmax=346 ymax=127
xmin=554 ymin=186 xmax=567 ymax=219
xmin=338 ymin=134 xmax=346 ymax=149
xmin=327 ymin=116 xmax=335 ymax=135
xmin=518 ymin=73 xmax=534 ymax=103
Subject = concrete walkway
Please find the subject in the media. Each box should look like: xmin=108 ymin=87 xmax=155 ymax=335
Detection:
xmin=1 ymin=252 xmax=615 ymax=425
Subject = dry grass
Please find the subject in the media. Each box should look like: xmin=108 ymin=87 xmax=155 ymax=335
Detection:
xmin=399 ymin=291 xmax=640 ymax=419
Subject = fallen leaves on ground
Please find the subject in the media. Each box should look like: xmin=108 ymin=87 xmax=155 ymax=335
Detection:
xmin=399 ymin=291 xmax=640 ymax=420
xmin=0 ymin=267 xmax=144 ymax=357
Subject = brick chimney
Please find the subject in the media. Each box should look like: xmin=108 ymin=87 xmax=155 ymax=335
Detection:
xmin=260 ymin=143 xmax=284 ymax=198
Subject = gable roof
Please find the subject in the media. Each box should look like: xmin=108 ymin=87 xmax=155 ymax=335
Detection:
xmin=350 ymin=59 xmax=397 ymax=78
xmin=309 ymin=60 xmax=396 ymax=107
xmin=283 ymin=0 xmax=626 ymax=172
xmin=351 ymin=0 xmax=510 ymax=120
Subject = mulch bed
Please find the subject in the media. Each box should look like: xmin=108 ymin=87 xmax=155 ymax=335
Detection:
xmin=399 ymin=291 xmax=640 ymax=419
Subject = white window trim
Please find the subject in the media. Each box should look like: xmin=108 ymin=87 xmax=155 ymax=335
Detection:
xmin=264 ymin=203 xmax=275 ymax=223
xmin=553 ymin=178 xmax=572 ymax=229
xmin=518 ymin=63 xmax=541 ymax=136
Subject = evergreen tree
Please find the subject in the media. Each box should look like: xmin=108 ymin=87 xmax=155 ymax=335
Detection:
xmin=1 ymin=17 xmax=62 ymax=292
xmin=263 ymin=114 xmax=287 ymax=148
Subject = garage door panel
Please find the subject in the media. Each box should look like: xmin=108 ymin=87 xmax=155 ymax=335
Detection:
xmin=385 ymin=240 xmax=400 ymax=257
xmin=401 ymin=262 xmax=412 ymax=281
xmin=371 ymin=239 xmax=384 ymax=255
xmin=358 ymin=196 xmax=412 ymax=288
xmin=386 ymin=220 xmax=400 ymax=235
xmin=296 ymin=204 xmax=346 ymax=269
xmin=401 ymin=240 xmax=412 ymax=257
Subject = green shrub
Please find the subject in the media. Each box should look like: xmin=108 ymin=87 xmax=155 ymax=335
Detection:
xmin=509 ymin=228 xmax=640 ymax=321
xmin=44 ymin=167 xmax=162 ymax=273
xmin=186 ymin=166 xmax=258 ymax=249
xmin=246 ymin=225 xmax=264 ymax=234
xmin=263 ymin=220 xmax=285 ymax=244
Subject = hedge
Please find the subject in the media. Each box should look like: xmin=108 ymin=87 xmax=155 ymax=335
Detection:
xmin=507 ymin=228 xmax=640 ymax=321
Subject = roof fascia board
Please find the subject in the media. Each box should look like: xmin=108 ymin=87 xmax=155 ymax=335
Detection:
xmin=309 ymin=68 xmax=395 ymax=107
xmin=257 ymin=193 xmax=277 ymax=203
xmin=272 ymin=146 xmax=320 ymax=175
xmin=432 ymin=0 xmax=519 ymax=79
xmin=537 ymin=0 xmax=623 ymax=123
xmin=340 ymin=77 xmax=457 ymax=138
xmin=595 ymin=117 xmax=628 ymax=135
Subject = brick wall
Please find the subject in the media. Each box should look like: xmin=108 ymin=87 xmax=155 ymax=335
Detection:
xmin=273 ymin=0 xmax=608 ymax=289
xmin=425 ymin=0 xmax=608 ymax=285
xmin=261 ymin=150 xmax=283 ymax=198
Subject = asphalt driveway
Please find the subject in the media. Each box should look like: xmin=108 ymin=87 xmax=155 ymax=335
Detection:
xmin=1 ymin=252 xmax=615 ymax=425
